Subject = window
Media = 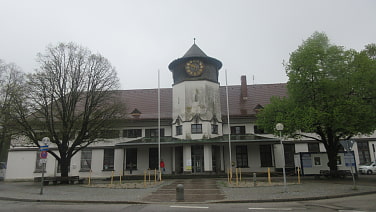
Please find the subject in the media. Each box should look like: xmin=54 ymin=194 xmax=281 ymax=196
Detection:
xmin=314 ymin=157 xmax=321 ymax=166
xmin=34 ymin=152 xmax=44 ymax=173
xmin=80 ymin=149 xmax=92 ymax=171
xmin=123 ymin=129 xmax=142 ymax=138
xmin=211 ymin=124 xmax=218 ymax=134
xmin=149 ymin=148 xmax=158 ymax=170
xmin=260 ymin=144 xmax=273 ymax=167
xmin=231 ymin=126 xmax=246 ymax=135
xmin=236 ymin=145 xmax=248 ymax=168
xmin=191 ymin=124 xmax=202 ymax=134
xmin=126 ymin=148 xmax=137 ymax=170
xmin=176 ymin=126 xmax=182 ymax=135
xmin=308 ymin=143 xmax=320 ymax=152
xmin=357 ymin=141 xmax=371 ymax=164
xmin=99 ymin=130 xmax=120 ymax=139
xmin=103 ymin=149 xmax=114 ymax=171
xmin=145 ymin=129 xmax=165 ymax=137
xmin=254 ymin=125 xmax=264 ymax=134
xmin=337 ymin=156 xmax=342 ymax=165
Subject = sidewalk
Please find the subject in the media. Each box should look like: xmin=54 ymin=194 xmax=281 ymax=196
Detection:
xmin=1 ymin=176 xmax=376 ymax=204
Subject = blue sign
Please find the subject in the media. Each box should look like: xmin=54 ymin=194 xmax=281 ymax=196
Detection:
xmin=40 ymin=145 xmax=48 ymax=151
xmin=344 ymin=152 xmax=355 ymax=167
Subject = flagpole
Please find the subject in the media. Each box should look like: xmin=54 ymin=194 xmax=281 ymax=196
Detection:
xmin=158 ymin=70 xmax=161 ymax=180
xmin=225 ymin=69 xmax=232 ymax=173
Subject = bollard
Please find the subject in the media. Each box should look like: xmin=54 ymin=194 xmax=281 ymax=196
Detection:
xmin=176 ymin=184 xmax=184 ymax=201
xmin=253 ymin=172 xmax=257 ymax=187
xmin=297 ymin=167 xmax=301 ymax=184
xmin=88 ymin=169 xmax=92 ymax=186
xmin=154 ymin=169 xmax=157 ymax=184
xmin=236 ymin=168 xmax=239 ymax=186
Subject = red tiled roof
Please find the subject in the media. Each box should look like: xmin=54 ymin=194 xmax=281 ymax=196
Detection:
xmin=117 ymin=83 xmax=287 ymax=120
xmin=220 ymin=83 xmax=287 ymax=117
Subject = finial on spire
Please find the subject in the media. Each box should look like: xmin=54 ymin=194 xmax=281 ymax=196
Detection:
xmin=194 ymin=38 xmax=196 ymax=44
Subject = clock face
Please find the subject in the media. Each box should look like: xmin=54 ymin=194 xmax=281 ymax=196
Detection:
xmin=185 ymin=60 xmax=204 ymax=76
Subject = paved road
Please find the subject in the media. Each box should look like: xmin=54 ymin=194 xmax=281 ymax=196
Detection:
xmin=1 ymin=193 xmax=376 ymax=211
xmin=0 ymin=175 xmax=376 ymax=204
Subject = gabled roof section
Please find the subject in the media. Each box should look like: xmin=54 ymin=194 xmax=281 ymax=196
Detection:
xmin=182 ymin=43 xmax=208 ymax=58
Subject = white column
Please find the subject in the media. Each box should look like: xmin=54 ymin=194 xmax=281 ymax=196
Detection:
xmin=114 ymin=148 xmax=124 ymax=175
xmin=274 ymin=144 xmax=284 ymax=168
xmin=204 ymin=145 xmax=213 ymax=172
xmin=183 ymin=145 xmax=192 ymax=172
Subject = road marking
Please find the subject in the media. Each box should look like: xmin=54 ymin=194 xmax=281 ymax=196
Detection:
xmin=338 ymin=210 xmax=366 ymax=212
xmin=248 ymin=208 xmax=293 ymax=211
xmin=170 ymin=205 xmax=209 ymax=209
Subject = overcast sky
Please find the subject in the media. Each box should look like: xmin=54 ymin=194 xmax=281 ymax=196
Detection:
xmin=1 ymin=0 xmax=375 ymax=89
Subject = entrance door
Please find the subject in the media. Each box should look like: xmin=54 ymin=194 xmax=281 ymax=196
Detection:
xmin=191 ymin=145 xmax=204 ymax=173
xmin=192 ymin=155 xmax=204 ymax=173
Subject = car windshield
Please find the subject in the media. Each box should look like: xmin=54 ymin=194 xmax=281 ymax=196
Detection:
xmin=362 ymin=161 xmax=374 ymax=166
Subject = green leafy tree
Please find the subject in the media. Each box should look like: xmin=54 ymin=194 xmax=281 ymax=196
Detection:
xmin=12 ymin=43 xmax=126 ymax=180
xmin=257 ymin=32 xmax=376 ymax=175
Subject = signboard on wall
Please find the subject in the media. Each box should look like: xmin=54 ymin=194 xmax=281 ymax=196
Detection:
xmin=301 ymin=153 xmax=312 ymax=168
xmin=186 ymin=159 xmax=192 ymax=170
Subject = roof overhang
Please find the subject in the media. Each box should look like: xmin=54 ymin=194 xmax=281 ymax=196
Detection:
xmin=115 ymin=134 xmax=279 ymax=146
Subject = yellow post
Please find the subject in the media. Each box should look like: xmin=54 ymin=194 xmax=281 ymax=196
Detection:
xmin=239 ymin=168 xmax=242 ymax=182
xmin=230 ymin=168 xmax=233 ymax=183
xmin=236 ymin=168 xmax=239 ymax=186
xmin=88 ymin=169 xmax=92 ymax=186
xmin=111 ymin=171 xmax=114 ymax=185
xmin=119 ymin=172 xmax=122 ymax=184
xmin=268 ymin=168 xmax=271 ymax=184
xmin=159 ymin=170 xmax=162 ymax=182
xmin=297 ymin=167 xmax=301 ymax=184
xmin=227 ymin=168 xmax=229 ymax=183
xmin=144 ymin=170 xmax=146 ymax=188
xmin=154 ymin=168 xmax=157 ymax=184
xmin=148 ymin=169 xmax=151 ymax=185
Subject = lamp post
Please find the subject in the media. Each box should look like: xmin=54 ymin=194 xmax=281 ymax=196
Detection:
xmin=276 ymin=123 xmax=287 ymax=193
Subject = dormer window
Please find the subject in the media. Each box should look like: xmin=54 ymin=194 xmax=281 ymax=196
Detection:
xmin=130 ymin=108 xmax=141 ymax=118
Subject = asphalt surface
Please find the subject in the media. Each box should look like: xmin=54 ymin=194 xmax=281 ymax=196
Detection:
xmin=1 ymin=175 xmax=376 ymax=204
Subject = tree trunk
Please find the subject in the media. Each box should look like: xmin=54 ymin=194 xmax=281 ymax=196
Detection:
xmin=326 ymin=139 xmax=340 ymax=178
xmin=60 ymin=157 xmax=70 ymax=184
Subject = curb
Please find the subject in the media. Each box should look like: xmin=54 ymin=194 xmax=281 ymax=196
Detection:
xmin=1 ymin=190 xmax=376 ymax=204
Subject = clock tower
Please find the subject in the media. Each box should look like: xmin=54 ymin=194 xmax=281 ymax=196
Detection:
xmin=168 ymin=43 xmax=223 ymax=140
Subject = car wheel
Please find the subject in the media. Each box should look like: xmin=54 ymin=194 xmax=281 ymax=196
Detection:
xmin=367 ymin=170 xmax=373 ymax=175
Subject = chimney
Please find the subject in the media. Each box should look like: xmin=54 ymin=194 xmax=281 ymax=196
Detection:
xmin=241 ymin=75 xmax=248 ymax=101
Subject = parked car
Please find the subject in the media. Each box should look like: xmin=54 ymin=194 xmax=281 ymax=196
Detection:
xmin=0 ymin=162 xmax=6 ymax=180
xmin=358 ymin=161 xmax=376 ymax=175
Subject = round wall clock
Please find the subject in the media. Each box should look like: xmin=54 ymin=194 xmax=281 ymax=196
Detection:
xmin=185 ymin=60 xmax=204 ymax=76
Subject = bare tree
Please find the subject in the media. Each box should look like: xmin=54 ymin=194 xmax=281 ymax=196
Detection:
xmin=0 ymin=60 xmax=25 ymax=162
xmin=13 ymin=43 xmax=125 ymax=179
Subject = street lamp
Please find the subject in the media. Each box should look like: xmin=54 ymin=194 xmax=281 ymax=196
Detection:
xmin=276 ymin=123 xmax=287 ymax=193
